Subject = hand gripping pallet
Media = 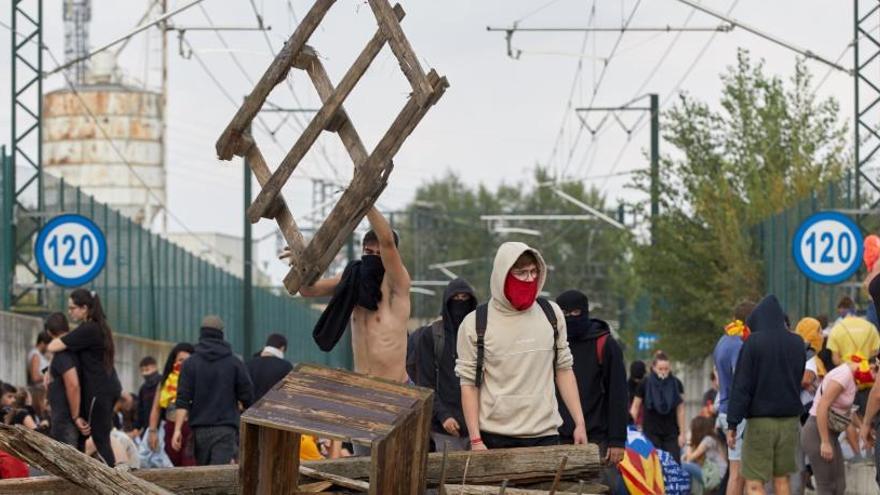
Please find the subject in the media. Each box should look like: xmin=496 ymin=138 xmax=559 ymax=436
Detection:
xmin=213 ymin=0 xmax=448 ymax=294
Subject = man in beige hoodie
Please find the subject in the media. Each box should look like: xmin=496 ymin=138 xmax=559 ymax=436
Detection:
xmin=456 ymin=242 xmax=588 ymax=450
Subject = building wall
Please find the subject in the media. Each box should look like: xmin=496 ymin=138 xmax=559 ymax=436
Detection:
xmin=0 ymin=311 xmax=173 ymax=394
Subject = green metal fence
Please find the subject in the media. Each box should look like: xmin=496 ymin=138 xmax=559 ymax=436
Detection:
xmin=2 ymin=162 xmax=351 ymax=367
xmin=755 ymin=177 xmax=858 ymax=320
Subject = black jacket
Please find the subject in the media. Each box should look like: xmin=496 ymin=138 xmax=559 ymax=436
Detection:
xmin=557 ymin=318 xmax=628 ymax=448
xmin=246 ymin=354 xmax=293 ymax=402
xmin=413 ymin=278 xmax=477 ymax=435
xmin=135 ymin=372 xmax=161 ymax=431
xmin=176 ymin=328 xmax=255 ymax=428
xmin=727 ymin=295 xmax=805 ymax=430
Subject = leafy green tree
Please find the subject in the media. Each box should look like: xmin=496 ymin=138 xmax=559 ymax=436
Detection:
xmin=631 ymin=50 xmax=848 ymax=361
xmin=398 ymin=169 xmax=635 ymax=332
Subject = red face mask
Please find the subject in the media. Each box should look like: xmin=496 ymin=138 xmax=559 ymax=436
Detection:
xmin=504 ymin=272 xmax=539 ymax=311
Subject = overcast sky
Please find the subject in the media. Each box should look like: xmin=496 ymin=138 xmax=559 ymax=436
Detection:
xmin=0 ymin=0 xmax=859 ymax=284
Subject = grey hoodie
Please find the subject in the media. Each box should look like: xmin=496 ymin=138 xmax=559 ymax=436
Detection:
xmin=455 ymin=242 xmax=574 ymax=438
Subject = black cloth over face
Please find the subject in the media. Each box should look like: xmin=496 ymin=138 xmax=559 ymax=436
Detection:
xmin=312 ymin=256 xmax=386 ymax=352
xmin=556 ymin=290 xmax=592 ymax=340
xmin=357 ymin=255 xmax=384 ymax=310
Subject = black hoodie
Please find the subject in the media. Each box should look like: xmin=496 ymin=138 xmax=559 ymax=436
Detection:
xmin=727 ymin=295 xmax=805 ymax=430
xmin=176 ymin=327 xmax=255 ymax=428
xmin=413 ymin=278 xmax=477 ymax=435
xmin=135 ymin=372 xmax=161 ymax=431
xmin=559 ymin=318 xmax=628 ymax=447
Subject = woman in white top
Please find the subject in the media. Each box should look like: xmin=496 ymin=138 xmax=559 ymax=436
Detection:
xmin=801 ymin=358 xmax=876 ymax=495
xmin=26 ymin=331 xmax=51 ymax=386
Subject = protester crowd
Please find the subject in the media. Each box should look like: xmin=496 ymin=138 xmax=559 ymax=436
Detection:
xmin=2 ymin=210 xmax=880 ymax=495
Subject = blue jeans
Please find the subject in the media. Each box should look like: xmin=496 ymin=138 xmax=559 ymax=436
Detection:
xmin=681 ymin=462 xmax=704 ymax=495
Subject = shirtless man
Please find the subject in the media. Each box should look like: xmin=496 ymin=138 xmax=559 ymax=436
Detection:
xmin=292 ymin=207 xmax=411 ymax=383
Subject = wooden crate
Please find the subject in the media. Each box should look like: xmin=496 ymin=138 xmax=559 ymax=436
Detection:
xmin=239 ymin=363 xmax=433 ymax=494
xmin=214 ymin=0 xmax=447 ymax=295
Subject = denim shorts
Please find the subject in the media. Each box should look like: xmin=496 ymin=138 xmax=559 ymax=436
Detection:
xmin=718 ymin=412 xmax=747 ymax=461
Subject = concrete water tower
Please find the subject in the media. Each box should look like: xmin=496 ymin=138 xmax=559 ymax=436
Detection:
xmin=43 ymin=1 xmax=165 ymax=226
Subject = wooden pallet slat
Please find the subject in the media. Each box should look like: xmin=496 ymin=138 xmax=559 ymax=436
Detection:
xmin=216 ymin=0 xmax=446 ymax=294
xmin=246 ymin=3 xmax=406 ymax=223
xmin=239 ymin=364 xmax=434 ymax=494
xmin=215 ymin=0 xmax=337 ymax=160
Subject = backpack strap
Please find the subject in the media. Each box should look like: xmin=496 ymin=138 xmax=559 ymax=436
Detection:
xmin=596 ymin=333 xmax=609 ymax=366
xmin=431 ymin=320 xmax=445 ymax=386
xmin=474 ymin=304 xmax=489 ymax=388
xmin=535 ymin=298 xmax=559 ymax=372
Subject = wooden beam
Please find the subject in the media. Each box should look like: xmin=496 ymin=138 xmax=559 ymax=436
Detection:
xmin=443 ymin=486 xmax=595 ymax=495
xmin=237 ymin=136 xmax=307 ymax=262
xmin=0 ymin=443 xmax=605 ymax=494
xmin=259 ymin=428 xmax=301 ymax=494
xmin=300 ymin=466 xmax=369 ymax=492
xmin=284 ymin=70 xmax=448 ymax=293
xmin=215 ymin=0 xmax=336 ymax=160
xmin=0 ymin=424 xmax=172 ymax=495
xmin=367 ymin=0 xmax=433 ymax=106
xmin=246 ymin=4 xmax=404 ymax=223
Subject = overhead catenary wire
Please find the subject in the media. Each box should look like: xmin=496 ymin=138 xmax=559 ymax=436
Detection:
xmin=570 ymin=6 xmax=700 ymax=180
xmin=46 ymin=0 xmax=207 ymax=76
xmin=560 ymin=0 xmax=644 ymax=178
xmin=246 ymin=0 xmax=344 ymax=183
xmin=674 ymin=0 xmax=852 ymax=75
xmin=594 ymin=0 xmax=743 ymax=193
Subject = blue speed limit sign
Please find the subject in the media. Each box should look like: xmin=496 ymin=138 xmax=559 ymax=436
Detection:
xmin=792 ymin=211 xmax=863 ymax=285
xmin=35 ymin=214 xmax=107 ymax=287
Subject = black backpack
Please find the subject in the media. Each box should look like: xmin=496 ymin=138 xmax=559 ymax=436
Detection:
xmin=406 ymin=320 xmax=447 ymax=387
xmin=474 ymin=297 xmax=558 ymax=387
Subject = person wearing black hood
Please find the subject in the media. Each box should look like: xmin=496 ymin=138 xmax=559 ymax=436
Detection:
xmin=413 ymin=278 xmax=478 ymax=451
xmin=727 ymin=295 xmax=805 ymax=495
xmin=172 ymin=315 xmax=254 ymax=466
xmin=555 ymin=290 xmax=627 ymax=464
xmin=627 ymin=360 xmax=647 ymax=426
xmin=134 ymin=356 xmax=160 ymax=438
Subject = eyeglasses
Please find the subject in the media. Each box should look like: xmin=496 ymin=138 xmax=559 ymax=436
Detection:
xmin=510 ymin=268 xmax=540 ymax=280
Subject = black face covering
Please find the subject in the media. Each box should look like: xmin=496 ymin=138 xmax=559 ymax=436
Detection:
xmin=447 ymin=299 xmax=473 ymax=331
xmin=356 ymin=255 xmax=385 ymax=310
xmin=565 ymin=314 xmax=591 ymax=340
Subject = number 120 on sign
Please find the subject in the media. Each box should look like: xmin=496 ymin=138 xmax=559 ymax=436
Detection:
xmin=792 ymin=212 xmax=863 ymax=285
xmin=35 ymin=214 xmax=107 ymax=287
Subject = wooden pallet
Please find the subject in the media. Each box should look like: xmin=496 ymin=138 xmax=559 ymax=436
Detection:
xmin=214 ymin=0 xmax=448 ymax=294
xmin=238 ymin=363 xmax=433 ymax=494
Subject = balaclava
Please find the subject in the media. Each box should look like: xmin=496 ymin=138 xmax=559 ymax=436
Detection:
xmin=447 ymin=295 xmax=473 ymax=332
xmin=556 ymin=290 xmax=590 ymax=340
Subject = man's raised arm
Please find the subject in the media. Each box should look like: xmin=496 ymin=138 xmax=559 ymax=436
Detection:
xmin=366 ymin=207 xmax=410 ymax=296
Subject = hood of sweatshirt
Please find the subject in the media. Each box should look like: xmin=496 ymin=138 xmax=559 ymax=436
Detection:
xmin=442 ymin=278 xmax=477 ymax=336
xmin=195 ymin=327 xmax=233 ymax=362
xmin=746 ymin=295 xmax=787 ymax=334
xmin=489 ymin=242 xmax=547 ymax=313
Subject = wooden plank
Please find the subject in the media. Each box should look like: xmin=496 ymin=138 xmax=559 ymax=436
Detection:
xmin=0 ymin=424 xmax=172 ymax=495
xmin=246 ymin=9 xmax=400 ymax=223
xmin=299 ymin=466 xmax=369 ymax=492
xmin=284 ymin=71 xmax=448 ymax=293
xmin=0 ymin=446 xmax=605 ymax=495
xmin=258 ymin=429 xmax=300 ymax=495
xmin=443 ymin=486 xmax=592 ymax=495
xmin=238 ymin=137 xmax=307 ymax=260
xmin=293 ymin=2 xmax=402 ymax=168
xmin=303 ymin=444 xmax=603 ymax=485
xmin=297 ymin=364 xmax=429 ymax=400
xmin=277 ymin=380 xmax=412 ymax=416
xmin=367 ymin=0 xmax=433 ymax=106
xmin=239 ymin=422 xmax=261 ymax=495
xmin=241 ymin=411 xmax=383 ymax=444
xmin=215 ymin=0 xmax=336 ymax=160
xmin=296 ymin=48 xmax=370 ymax=168
xmin=369 ymin=392 xmax=432 ymax=495
xmin=247 ymin=399 xmax=397 ymax=436
xmin=298 ymin=481 xmax=333 ymax=493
